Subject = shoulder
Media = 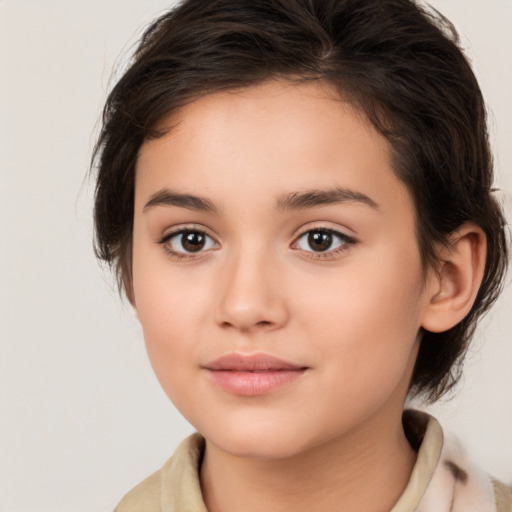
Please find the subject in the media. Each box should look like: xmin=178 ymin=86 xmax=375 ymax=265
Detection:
xmin=114 ymin=433 xmax=206 ymax=512
xmin=494 ymin=479 xmax=512 ymax=512
xmin=115 ymin=469 xmax=162 ymax=512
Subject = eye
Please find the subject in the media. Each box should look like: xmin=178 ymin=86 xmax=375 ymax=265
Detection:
xmin=162 ymin=229 xmax=218 ymax=255
xmin=294 ymin=228 xmax=355 ymax=254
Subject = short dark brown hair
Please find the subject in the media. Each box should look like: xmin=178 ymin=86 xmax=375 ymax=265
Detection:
xmin=92 ymin=0 xmax=508 ymax=402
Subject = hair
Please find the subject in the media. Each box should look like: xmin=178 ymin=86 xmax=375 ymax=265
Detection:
xmin=92 ymin=0 xmax=508 ymax=402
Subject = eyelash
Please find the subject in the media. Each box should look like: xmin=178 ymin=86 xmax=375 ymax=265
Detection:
xmin=158 ymin=226 xmax=357 ymax=261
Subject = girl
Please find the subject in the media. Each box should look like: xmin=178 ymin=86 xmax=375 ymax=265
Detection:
xmin=92 ymin=0 xmax=510 ymax=510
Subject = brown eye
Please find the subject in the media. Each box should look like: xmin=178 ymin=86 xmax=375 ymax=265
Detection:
xmin=307 ymin=231 xmax=333 ymax=252
xmin=182 ymin=231 xmax=206 ymax=252
xmin=294 ymin=228 xmax=355 ymax=254
xmin=166 ymin=230 xmax=217 ymax=254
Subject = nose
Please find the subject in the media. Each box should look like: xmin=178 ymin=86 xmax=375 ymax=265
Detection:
xmin=214 ymin=248 xmax=289 ymax=334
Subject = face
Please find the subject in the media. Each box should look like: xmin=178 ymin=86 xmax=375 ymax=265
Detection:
xmin=132 ymin=81 xmax=435 ymax=459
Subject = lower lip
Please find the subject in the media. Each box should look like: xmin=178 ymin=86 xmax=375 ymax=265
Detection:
xmin=206 ymin=369 xmax=307 ymax=396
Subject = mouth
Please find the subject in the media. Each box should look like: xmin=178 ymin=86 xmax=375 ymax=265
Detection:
xmin=203 ymin=353 xmax=309 ymax=396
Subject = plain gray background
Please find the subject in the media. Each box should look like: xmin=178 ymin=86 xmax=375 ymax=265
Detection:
xmin=0 ymin=1 xmax=511 ymax=510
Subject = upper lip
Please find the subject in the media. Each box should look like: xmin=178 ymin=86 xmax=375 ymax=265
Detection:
xmin=203 ymin=353 xmax=307 ymax=371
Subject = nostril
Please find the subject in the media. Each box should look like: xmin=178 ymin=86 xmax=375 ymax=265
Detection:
xmin=220 ymin=319 xmax=274 ymax=331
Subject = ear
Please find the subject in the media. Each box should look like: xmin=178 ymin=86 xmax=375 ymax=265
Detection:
xmin=421 ymin=223 xmax=487 ymax=333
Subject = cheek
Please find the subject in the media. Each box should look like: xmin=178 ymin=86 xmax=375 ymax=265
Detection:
xmin=292 ymin=246 xmax=425 ymax=389
xmin=135 ymin=285 xmax=208 ymax=411
xmin=132 ymin=230 xmax=214 ymax=328
xmin=131 ymin=245 xmax=215 ymax=392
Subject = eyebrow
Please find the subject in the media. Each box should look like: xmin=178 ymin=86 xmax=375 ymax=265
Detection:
xmin=143 ymin=189 xmax=217 ymax=213
xmin=276 ymin=188 xmax=379 ymax=211
xmin=143 ymin=186 xmax=378 ymax=214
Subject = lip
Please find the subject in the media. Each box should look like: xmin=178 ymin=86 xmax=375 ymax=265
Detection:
xmin=203 ymin=353 xmax=308 ymax=396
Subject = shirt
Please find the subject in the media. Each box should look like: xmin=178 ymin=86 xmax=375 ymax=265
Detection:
xmin=115 ymin=410 xmax=512 ymax=511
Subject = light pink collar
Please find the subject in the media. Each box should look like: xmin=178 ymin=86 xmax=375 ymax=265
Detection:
xmin=393 ymin=410 xmax=496 ymax=512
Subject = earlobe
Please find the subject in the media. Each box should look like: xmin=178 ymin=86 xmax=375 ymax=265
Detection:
xmin=421 ymin=223 xmax=487 ymax=333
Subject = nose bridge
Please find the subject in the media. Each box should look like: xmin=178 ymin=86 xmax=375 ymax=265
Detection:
xmin=215 ymin=239 xmax=288 ymax=332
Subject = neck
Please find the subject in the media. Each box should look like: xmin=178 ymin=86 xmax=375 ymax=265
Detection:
xmin=200 ymin=408 xmax=416 ymax=512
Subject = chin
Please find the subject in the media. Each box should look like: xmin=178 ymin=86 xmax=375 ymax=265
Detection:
xmin=196 ymin=413 xmax=325 ymax=461
xmin=210 ymin=432 xmax=308 ymax=460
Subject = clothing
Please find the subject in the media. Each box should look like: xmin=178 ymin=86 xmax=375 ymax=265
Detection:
xmin=115 ymin=410 xmax=512 ymax=511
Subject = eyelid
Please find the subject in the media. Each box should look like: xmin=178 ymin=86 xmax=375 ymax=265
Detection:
xmin=158 ymin=223 xmax=216 ymax=242
xmin=291 ymin=222 xmax=357 ymax=243
xmin=293 ymin=228 xmax=355 ymax=248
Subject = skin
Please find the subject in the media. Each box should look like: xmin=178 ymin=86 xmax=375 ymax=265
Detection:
xmin=130 ymin=80 xmax=484 ymax=512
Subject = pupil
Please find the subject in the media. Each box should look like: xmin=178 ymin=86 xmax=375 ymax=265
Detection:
xmin=182 ymin=232 xmax=205 ymax=252
xmin=308 ymin=231 xmax=332 ymax=252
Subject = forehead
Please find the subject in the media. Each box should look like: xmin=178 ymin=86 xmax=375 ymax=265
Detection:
xmin=135 ymin=80 xmax=412 ymax=223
